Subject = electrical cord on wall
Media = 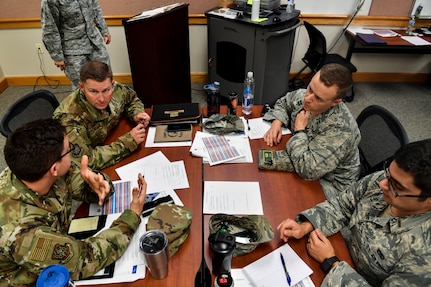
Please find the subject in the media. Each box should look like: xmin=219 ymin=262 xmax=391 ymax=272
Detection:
xmin=33 ymin=49 xmax=61 ymax=92
xmin=327 ymin=0 xmax=365 ymax=53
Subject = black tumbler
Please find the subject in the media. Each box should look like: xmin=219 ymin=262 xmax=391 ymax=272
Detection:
xmin=209 ymin=231 xmax=236 ymax=276
xmin=204 ymin=82 xmax=221 ymax=116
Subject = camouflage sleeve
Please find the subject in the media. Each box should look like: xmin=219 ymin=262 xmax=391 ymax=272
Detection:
xmin=120 ymin=84 xmax=146 ymax=122
xmin=298 ymin=173 xmax=383 ymax=236
xmin=321 ymin=261 xmax=371 ymax=287
xmin=92 ymin=0 xmax=109 ymax=36
xmin=262 ymin=90 xmax=302 ymax=126
xmin=323 ymin=253 xmax=431 ymax=287
xmin=8 ymin=210 xmax=140 ymax=281
xmin=67 ymin=161 xmax=114 ymax=204
xmin=41 ymin=0 xmax=64 ymax=61
xmin=286 ymin=115 xmax=356 ymax=180
xmin=62 ymin=115 xmax=138 ymax=170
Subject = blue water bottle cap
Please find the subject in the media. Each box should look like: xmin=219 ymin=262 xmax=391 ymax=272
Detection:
xmin=36 ymin=264 xmax=70 ymax=287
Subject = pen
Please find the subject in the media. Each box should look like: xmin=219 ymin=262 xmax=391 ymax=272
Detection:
xmin=246 ymin=118 xmax=250 ymax=131
xmin=138 ymin=174 xmax=145 ymax=198
xmin=280 ymin=252 xmax=291 ymax=286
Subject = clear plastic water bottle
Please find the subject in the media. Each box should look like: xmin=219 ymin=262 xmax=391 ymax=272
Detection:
xmin=286 ymin=0 xmax=294 ymax=13
xmin=242 ymin=71 xmax=254 ymax=115
xmin=407 ymin=4 xmax=423 ymax=35
xmin=406 ymin=18 xmax=415 ymax=35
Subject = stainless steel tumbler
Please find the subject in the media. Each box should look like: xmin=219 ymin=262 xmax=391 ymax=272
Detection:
xmin=139 ymin=230 xmax=169 ymax=279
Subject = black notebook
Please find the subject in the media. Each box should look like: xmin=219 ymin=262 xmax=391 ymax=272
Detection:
xmin=150 ymin=103 xmax=201 ymax=125
xmin=356 ymin=33 xmax=387 ymax=45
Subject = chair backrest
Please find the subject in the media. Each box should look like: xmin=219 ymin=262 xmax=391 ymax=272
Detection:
xmin=356 ymin=105 xmax=409 ymax=178
xmin=302 ymin=21 xmax=328 ymax=72
xmin=0 ymin=89 xmax=59 ymax=137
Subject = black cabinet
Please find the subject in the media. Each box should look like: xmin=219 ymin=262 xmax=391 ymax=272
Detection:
xmin=206 ymin=9 xmax=300 ymax=105
xmin=123 ymin=4 xmax=191 ymax=107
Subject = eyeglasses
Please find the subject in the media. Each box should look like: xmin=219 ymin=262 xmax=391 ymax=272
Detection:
xmin=383 ymin=161 xmax=429 ymax=198
xmin=56 ymin=142 xmax=73 ymax=162
xmin=41 ymin=142 xmax=73 ymax=175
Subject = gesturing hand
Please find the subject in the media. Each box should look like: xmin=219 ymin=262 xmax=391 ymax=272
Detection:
xmin=80 ymin=155 xmax=110 ymax=205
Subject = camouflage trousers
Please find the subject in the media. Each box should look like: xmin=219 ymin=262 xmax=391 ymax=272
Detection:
xmin=64 ymin=45 xmax=110 ymax=91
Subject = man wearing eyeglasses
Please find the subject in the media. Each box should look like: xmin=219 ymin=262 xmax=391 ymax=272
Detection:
xmin=53 ymin=60 xmax=151 ymax=170
xmin=0 ymin=118 xmax=147 ymax=285
xmin=277 ymin=139 xmax=431 ymax=286
xmin=260 ymin=63 xmax=360 ymax=199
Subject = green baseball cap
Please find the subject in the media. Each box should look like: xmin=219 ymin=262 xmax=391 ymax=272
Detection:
xmin=203 ymin=114 xmax=244 ymax=135
xmin=148 ymin=203 xmax=193 ymax=257
xmin=209 ymin=214 xmax=274 ymax=256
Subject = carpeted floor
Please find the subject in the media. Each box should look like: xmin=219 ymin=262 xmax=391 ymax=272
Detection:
xmin=0 ymin=81 xmax=430 ymax=171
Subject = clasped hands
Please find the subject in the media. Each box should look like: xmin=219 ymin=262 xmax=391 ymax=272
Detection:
xmin=130 ymin=112 xmax=151 ymax=144
xmin=277 ymin=218 xmax=336 ymax=264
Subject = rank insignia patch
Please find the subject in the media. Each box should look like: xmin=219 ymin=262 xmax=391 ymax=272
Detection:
xmin=52 ymin=243 xmax=74 ymax=264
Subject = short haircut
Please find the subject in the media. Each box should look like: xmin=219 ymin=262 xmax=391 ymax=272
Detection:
xmin=393 ymin=139 xmax=431 ymax=198
xmin=79 ymin=60 xmax=113 ymax=83
xmin=318 ymin=63 xmax=353 ymax=99
xmin=4 ymin=118 xmax=66 ymax=182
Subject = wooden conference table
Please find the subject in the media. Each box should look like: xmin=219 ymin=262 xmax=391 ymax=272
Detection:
xmin=345 ymin=28 xmax=431 ymax=61
xmin=78 ymin=105 xmax=353 ymax=286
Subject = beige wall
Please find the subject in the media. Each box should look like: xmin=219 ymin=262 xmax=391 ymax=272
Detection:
xmin=0 ymin=23 xmax=430 ymax=81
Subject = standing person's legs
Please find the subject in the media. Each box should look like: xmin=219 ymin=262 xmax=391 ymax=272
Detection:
xmin=89 ymin=45 xmax=111 ymax=67
xmin=64 ymin=55 xmax=88 ymax=91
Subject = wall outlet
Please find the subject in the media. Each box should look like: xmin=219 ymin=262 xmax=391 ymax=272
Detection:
xmin=36 ymin=43 xmax=44 ymax=54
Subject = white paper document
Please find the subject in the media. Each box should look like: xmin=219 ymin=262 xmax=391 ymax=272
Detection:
xmin=190 ymin=131 xmax=253 ymax=164
xmin=75 ymin=214 xmax=147 ymax=285
xmin=231 ymin=269 xmax=315 ymax=287
xmin=128 ymin=3 xmax=183 ymax=21
xmin=347 ymin=27 xmax=374 ymax=35
xmin=401 ymin=36 xmax=431 ymax=46
xmin=203 ymin=181 xmax=263 ymax=215
xmin=202 ymin=135 xmax=245 ymax=165
xmin=244 ymin=117 xmax=291 ymax=140
xmin=115 ymin=151 xmax=189 ymax=193
xmin=243 ymin=244 xmax=313 ymax=287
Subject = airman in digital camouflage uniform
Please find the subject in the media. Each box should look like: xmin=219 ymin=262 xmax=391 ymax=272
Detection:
xmin=53 ymin=61 xmax=151 ymax=170
xmin=41 ymin=0 xmax=111 ymax=90
xmin=0 ymin=118 xmax=147 ymax=286
xmin=261 ymin=63 xmax=360 ymax=199
xmin=277 ymin=139 xmax=431 ymax=286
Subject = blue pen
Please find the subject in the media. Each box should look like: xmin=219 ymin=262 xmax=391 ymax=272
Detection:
xmin=280 ymin=252 xmax=291 ymax=286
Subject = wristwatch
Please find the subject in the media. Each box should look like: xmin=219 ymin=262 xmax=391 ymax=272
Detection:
xmin=321 ymin=256 xmax=339 ymax=273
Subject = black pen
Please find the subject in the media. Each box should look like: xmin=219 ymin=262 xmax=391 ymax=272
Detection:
xmin=280 ymin=252 xmax=291 ymax=286
xmin=246 ymin=118 xmax=250 ymax=131
xmin=138 ymin=174 xmax=145 ymax=198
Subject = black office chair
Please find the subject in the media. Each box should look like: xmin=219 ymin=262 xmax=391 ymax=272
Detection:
xmin=356 ymin=105 xmax=409 ymax=178
xmin=0 ymin=89 xmax=59 ymax=137
xmin=289 ymin=21 xmax=357 ymax=101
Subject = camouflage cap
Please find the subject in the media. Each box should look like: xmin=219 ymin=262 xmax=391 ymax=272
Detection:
xmin=203 ymin=114 xmax=244 ymax=135
xmin=147 ymin=203 xmax=193 ymax=257
xmin=209 ymin=214 xmax=274 ymax=256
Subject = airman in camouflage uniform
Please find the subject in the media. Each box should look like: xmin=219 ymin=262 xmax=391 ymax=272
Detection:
xmin=41 ymin=0 xmax=111 ymax=90
xmin=53 ymin=61 xmax=150 ymax=170
xmin=278 ymin=139 xmax=431 ymax=286
xmin=261 ymin=63 xmax=360 ymax=199
xmin=0 ymin=118 xmax=147 ymax=286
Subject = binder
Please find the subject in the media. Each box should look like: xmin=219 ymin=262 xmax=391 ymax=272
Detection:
xmin=150 ymin=103 xmax=201 ymax=125
xmin=356 ymin=33 xmax=387 ymax=45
